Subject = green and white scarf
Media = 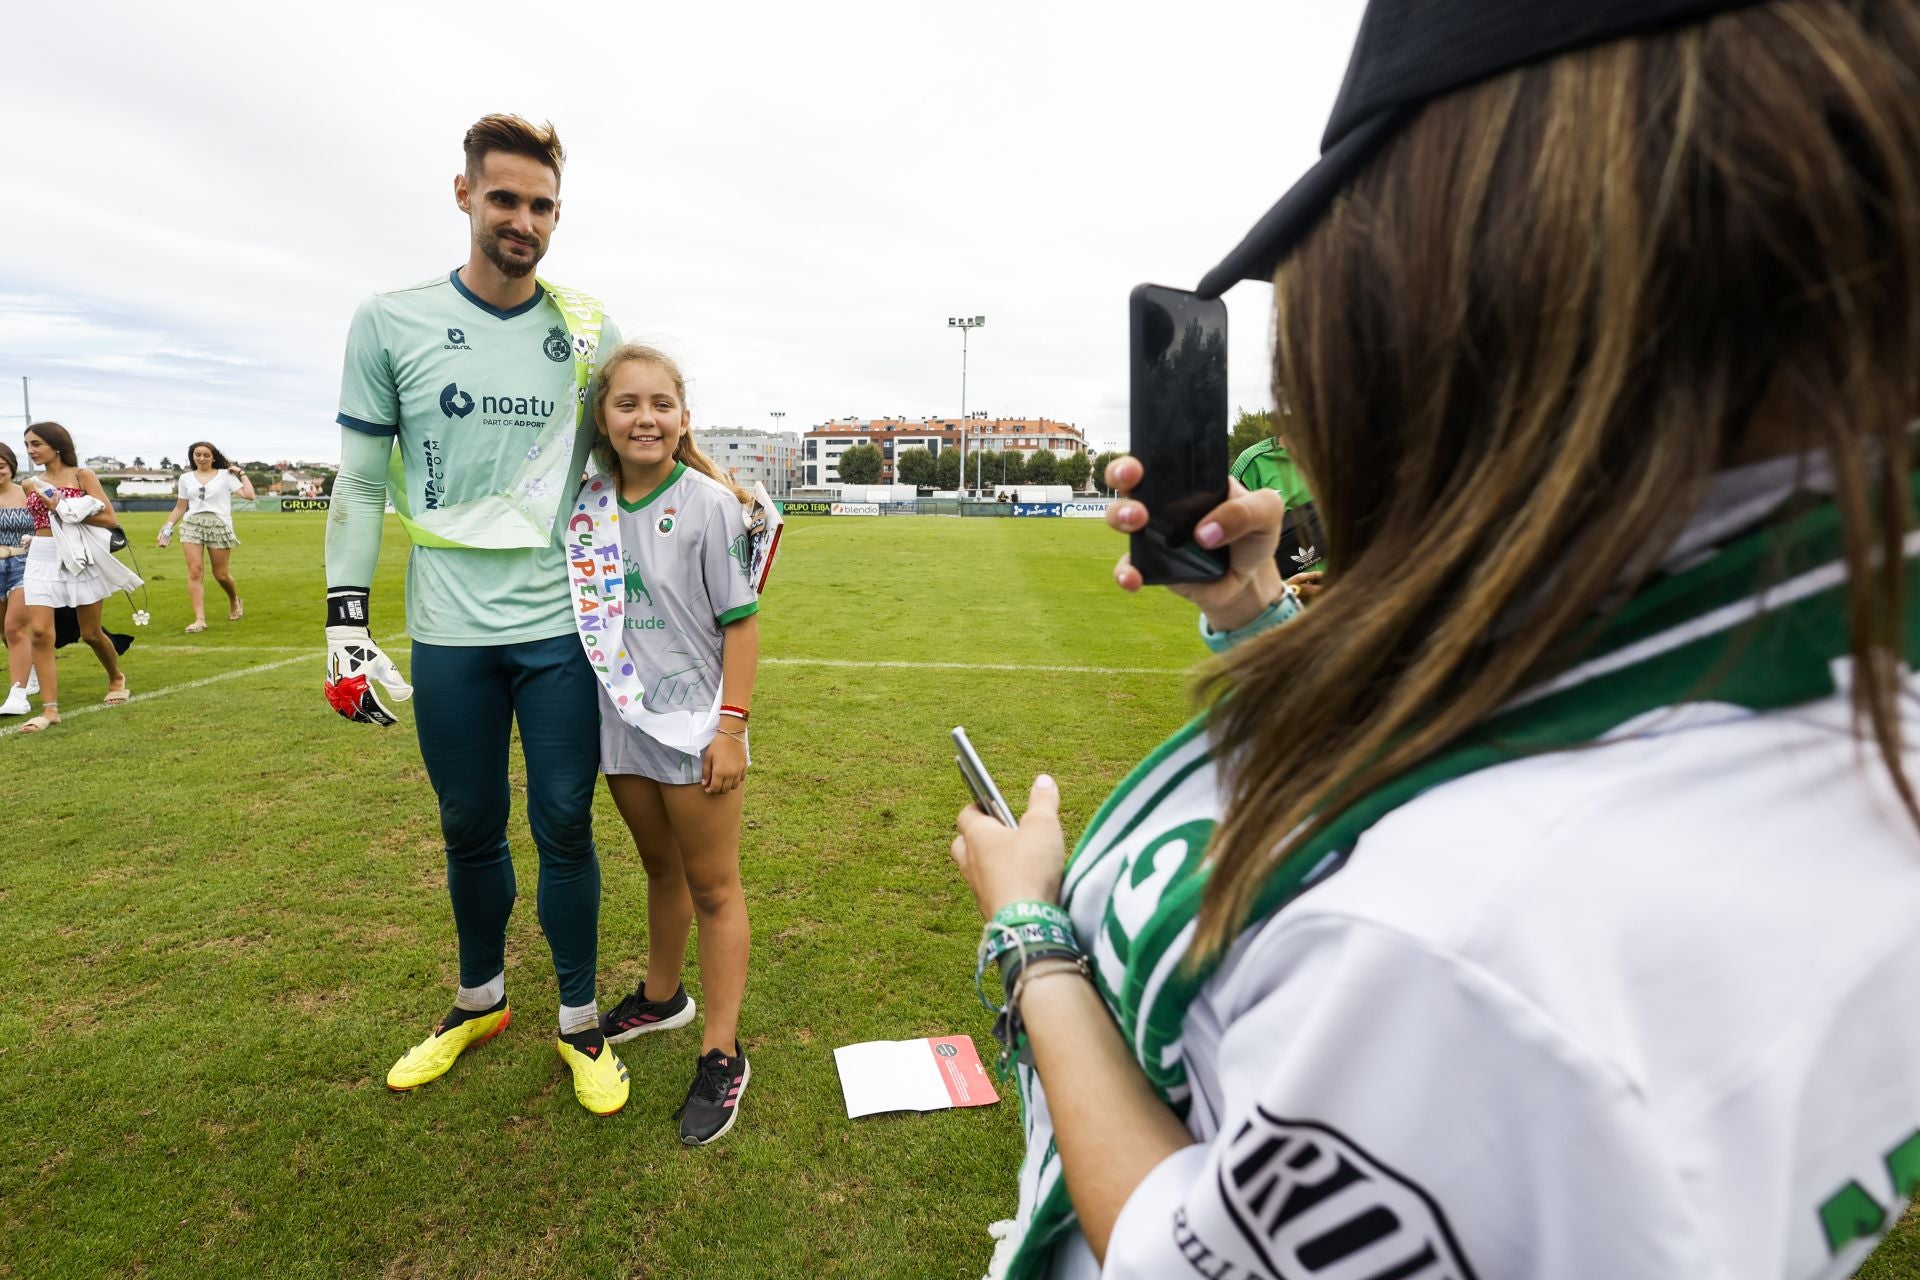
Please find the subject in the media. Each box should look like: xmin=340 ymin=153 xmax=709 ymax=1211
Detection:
xmin=999 ymin=479 xmax=1920 ymax=1279
xmin=389 ymin=278 xmax=606 ymax=550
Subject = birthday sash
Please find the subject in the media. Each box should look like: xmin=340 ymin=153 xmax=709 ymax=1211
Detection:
xmin=565 ymin=463 xmax=724 ymax=756
xmin=390 ymin=279 xmax=606 ymax=550
xmin=997 ymin=478 xmax=1920 ymax=1278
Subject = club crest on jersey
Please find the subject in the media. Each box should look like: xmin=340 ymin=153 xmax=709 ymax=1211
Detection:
xmin=656 ymin=507 xmax=677 ymax=537
xmin=1196 ymin=1111 xmax=1476 ymax=1280
xmin=544 ymin=326 xmax=571 ymax=363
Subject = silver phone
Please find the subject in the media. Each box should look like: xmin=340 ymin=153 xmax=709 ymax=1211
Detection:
xmin=953 ymin=726 xmax=1017 ymax=828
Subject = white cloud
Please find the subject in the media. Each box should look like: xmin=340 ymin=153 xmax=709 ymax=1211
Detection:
xmin=5 ymin=0 xmax=1366 ymax=462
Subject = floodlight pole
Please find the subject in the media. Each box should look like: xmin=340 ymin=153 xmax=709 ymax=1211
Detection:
xmin=947 ymin=316 xmax=984 ymax=495
xmin=769 ymin=411 xmax=786 ymax=494
xmin=21 ymin=376 xmax=29 ymax=430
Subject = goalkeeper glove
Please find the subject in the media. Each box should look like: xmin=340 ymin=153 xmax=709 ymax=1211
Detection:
xmin=324 ymin=587 xmax=412 ymax=726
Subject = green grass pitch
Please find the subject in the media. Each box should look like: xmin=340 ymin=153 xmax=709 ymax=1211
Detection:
xmin=2 ymin=511 xmax=1911 ymax=1278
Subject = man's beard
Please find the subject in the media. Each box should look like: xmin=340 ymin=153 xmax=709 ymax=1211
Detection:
xmin=480 ymin=228 xmax=543 ymax=279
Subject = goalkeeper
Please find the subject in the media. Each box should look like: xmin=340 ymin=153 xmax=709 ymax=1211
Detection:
xmin=323 ymin=113 xmax=628 ymax=1116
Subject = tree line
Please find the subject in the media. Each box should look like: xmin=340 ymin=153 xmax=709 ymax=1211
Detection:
xmin=826 ymin=408 xmax=1279 ymax=495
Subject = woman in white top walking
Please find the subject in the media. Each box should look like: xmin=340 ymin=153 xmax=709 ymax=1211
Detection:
xmin=158 ymin=441 xmax=254 ymax=633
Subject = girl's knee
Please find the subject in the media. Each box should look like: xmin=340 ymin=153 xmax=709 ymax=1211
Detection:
xmin=686 ymin=872 xmax=743 ymax=918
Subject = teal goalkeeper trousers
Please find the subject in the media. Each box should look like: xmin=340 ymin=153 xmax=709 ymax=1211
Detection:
xmin=410 ymin=634 xmax=600 ymax=1008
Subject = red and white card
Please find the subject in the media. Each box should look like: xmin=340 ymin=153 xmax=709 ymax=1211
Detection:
xmin=833 ymin=1035 xmax=1000 ymax=1118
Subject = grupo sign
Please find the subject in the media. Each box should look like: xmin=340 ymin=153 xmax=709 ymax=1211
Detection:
xmin=779 ymin=500 xmax=833 ymax=516
xmin=278 ymin=497 xmax=332 ymax=513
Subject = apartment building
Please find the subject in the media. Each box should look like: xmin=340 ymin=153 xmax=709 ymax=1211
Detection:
xmin=800 ymin=417 xmax=1087 ymax=488
xmin=693 ymin=427 xmax=803 ymax=497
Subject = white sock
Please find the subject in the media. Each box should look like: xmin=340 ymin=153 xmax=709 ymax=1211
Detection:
xmin=558 ymin=1001 xmax=600 ymax=1036
xmin=456 ymin=973 xmax=505 ymax=1012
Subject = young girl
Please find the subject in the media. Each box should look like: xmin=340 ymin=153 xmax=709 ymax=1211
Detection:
xmin=569 ymin=344 xmax=759 ymax=1145
xmin=158 ymin=441 xmax=254 ymax=632
xmin=16 ymin=422 xmax=133 ymax=732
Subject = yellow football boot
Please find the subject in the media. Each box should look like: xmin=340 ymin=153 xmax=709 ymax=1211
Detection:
xmin=386 ymin=1004 xmax=511 ymax=1091
xmin=556 ymin=1032 xmax=630 ymax=1116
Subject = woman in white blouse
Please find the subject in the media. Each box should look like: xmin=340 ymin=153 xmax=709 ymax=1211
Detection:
xmin=158 ymin=441 xmax=254 ymax=633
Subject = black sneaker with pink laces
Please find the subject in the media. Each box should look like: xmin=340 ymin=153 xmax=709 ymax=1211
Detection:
xmin=677 ymin=1045 xmax=749 ymax=1146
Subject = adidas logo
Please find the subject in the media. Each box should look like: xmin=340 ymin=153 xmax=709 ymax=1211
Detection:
xmin=1291 ymin=544 xmax=1317 ymax=567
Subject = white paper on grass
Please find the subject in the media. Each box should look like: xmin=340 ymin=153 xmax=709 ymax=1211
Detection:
xmin=834 ymin=1035 xmax=1000 ymax=1118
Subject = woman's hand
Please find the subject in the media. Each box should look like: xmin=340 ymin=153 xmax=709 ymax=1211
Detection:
xmin=1286 ymin=569 xmax=1326 ymax=603
xmin=950 ymin=775 xmax=1067 ymax=920
xmin=703 ymin=731 xmax=748 ymax=794
xmin=1102 ymin=454 xmax=1288 ymax=632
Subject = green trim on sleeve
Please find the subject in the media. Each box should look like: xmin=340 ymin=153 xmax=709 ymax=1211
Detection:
xmin=1230 ymin=437 xmax=1275 ymax=481
xmin=716 ymin=601 xmax=760 ymax=627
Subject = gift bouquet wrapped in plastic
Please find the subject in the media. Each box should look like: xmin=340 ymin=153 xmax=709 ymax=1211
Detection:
xmin=744 ymin=482 xmax=785 ymax=594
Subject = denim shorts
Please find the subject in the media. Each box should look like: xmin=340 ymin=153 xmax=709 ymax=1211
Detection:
xmin=0 ymin=550 xmax=23 ymax=596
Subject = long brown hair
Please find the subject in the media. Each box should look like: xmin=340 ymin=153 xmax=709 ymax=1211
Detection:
xmin=591 ymin=344 xmax=750 ymax=504
xmin=25 ymin=421 xmax=78 ymax=469
xmin=1198 ymin=0 xmax=1920 ymax=960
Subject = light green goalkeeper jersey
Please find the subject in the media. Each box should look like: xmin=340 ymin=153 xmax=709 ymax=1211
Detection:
xmin=335 ymin=270 xmax=622 ymax=645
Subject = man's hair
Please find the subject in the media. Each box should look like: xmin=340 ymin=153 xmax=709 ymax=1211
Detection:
xmin=463 ymin=114 xmax=565 ymax=185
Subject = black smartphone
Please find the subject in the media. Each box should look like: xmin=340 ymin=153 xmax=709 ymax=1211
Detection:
xmin=1129 ymin=283 xmax=1229 ymax=584
xmin=952 ymin=726 xmax=1017 ymax=828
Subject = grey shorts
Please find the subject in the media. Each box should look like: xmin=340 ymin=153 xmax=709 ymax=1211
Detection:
xmin=597 ymin=682 xmax=748 ymax=785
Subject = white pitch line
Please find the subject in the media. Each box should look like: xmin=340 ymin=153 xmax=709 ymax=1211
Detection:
xmin=0 ymin=653 xmax=312 ymax=738
xmin=762 ymin=656 xmax=1191 ymax=676
xmin=0 ymin=634 xmax=409 ymax=739
xmin=138 ymin=644 xmax=310 ymax=653
xmin=0 ymin=644 xmax=1182 ymax=738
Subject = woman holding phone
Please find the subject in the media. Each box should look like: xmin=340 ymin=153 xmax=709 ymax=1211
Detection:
xmin=949 ymin=3 xmax=1920 ymax=1278
xmin=158 ymin=441 xmax=253 ymax=632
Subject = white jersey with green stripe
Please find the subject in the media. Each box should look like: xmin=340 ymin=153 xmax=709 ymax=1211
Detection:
xmin=603 ymin=462 xmax=757 ymax=722
xmin=1009 ymin=461 xmax=1920 ymax=1280
xmin=1027 ymin=689 xmax=1920 ymax=1280
xmin=335 ymin=270 xmax=622 ymax=645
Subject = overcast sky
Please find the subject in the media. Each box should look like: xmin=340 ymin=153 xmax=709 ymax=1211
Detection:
xmin=6 ymin=0 xmax=1366 ymax=467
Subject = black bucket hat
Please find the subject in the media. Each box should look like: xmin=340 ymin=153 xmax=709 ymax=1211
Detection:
xmin=1196 ymin=0 xmax=1772 ymax=297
